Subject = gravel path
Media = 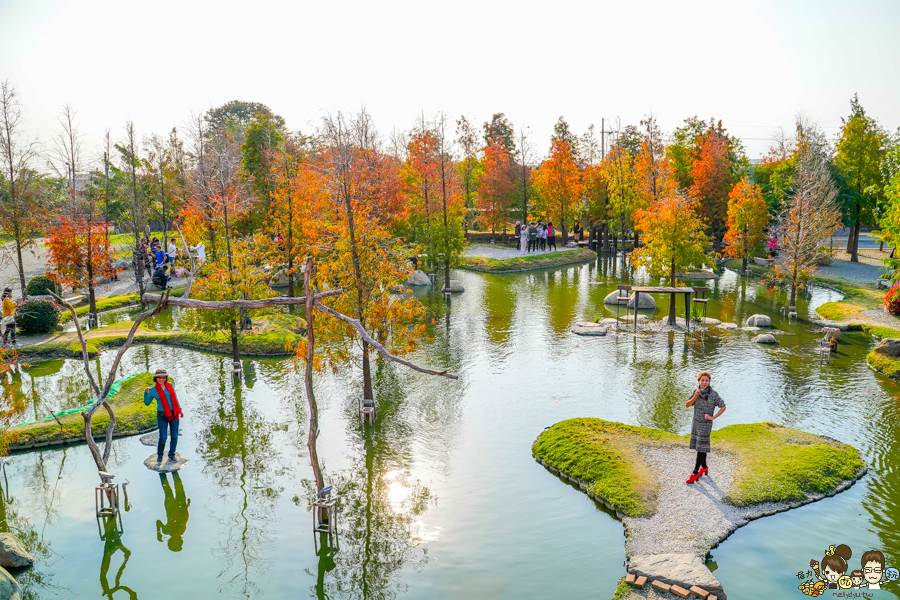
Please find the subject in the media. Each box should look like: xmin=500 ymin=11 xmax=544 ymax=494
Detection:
xmin=622 ymin=446 xmax=860 ymax=559
xmin=860 ymin=309 xmax=900 ymax=330
xmin=817 ymin=257 xmax=888 ymax=284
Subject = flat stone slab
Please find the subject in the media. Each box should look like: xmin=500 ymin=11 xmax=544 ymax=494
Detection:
xmin=143 ymin=453 xmax=189 ymax=473
xmin=741 ymin=326 xmax=760 ymax=332
xmin=718 ymin=322 xmax=739 ymax=330
xmin=572 ymin=322 xmax=608 ymax=336
xmin=809 ymin=318 xmax=853 ymax=331
xmin=600 ymin=318 xmax=620 ymax=326
xmin=621 ymin=314 xmax=651 ymax=323
xmin=140 ymin=430 xmax=181 ymax=446
xmin=629 ymin=554 xmax=724 ymax=600
xmin=700 ymin=317 xmax=721 ymax=325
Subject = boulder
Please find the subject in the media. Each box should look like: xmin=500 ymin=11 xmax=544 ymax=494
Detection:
xmin=718 ymin=322 xmax=739 ymax=330
xmin=874 ymin=338 xmax=900 ymax=358
xmin=878 ymin=278 xmax=892 ymax=290
xmin=821 ymin=327 xmax=841 ymax=341
xmin=405 ymin=270 xmax=432 ymax=287
xmin=600 ymin=318 xmax=620 ymax=326
xmin=603 ymin=290 xmax=628 ymax=305
xmin=0 ymin=567 xmax=22 ymax=600
xmin=700 ymin=317 xmax=721 ymax=325
xmin=143 ymin=453 xmax=189 ymax=473
xmin=0 ymin=533 xmax=34 ymax=568
xmin=628 ymin=293 xmax=656 ymax=310
xmin=446 ymin=279 xmax=465 ymax=293
xmin=571 ymin=322 xmax=608 ymax=336
xmin=628 ymin=554 xmax=725 ymax=600
xmin=745 ymin=314 xmax=771 ymax=327
xmin=621 ymin=314 xmax=650 ymax=323
xmin=752 ymin=334 xmax=778 ymax=344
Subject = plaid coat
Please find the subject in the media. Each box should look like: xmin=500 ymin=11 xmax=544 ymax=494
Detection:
xmin=689 ymin=388 xmax=725 ymax=453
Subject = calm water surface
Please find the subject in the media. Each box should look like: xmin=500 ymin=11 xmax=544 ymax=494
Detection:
xmin=5 ymin=257 xmax=899 ymax=599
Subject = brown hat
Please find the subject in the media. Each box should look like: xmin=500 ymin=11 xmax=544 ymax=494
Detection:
xmin=154 ymin=368 xmax=168 ymax=379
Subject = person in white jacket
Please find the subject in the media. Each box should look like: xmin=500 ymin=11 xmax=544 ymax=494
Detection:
xmin=519 ymin=222 xmax=529 ymax=255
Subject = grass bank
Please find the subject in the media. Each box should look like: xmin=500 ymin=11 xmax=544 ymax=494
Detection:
xmin=461 ymin=247 xmax=596 ymax=273
xmin=862 ymin=324 xmax=900 ymax=378
xmin=8 ymin=372 xmax=158 ymax=451
xmin=58 ymin=284 xmax=188 ymax=323
xmin=532 ymin=418 xmax=865 ymax=518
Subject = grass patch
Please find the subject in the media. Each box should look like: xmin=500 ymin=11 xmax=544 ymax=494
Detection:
xmin=712 ymin=422 xmax=865 ymax=506
xmin=462 ymin=247 xmax=597 ymax=273
xmin=533 ymin=418 xmax=865 ymax=517
xmin=813 ymin=278 xmax=883 ymax=321
xmin=866 ymin=350 xmax=900 ymax=378
xmin=8 ymin=372 xmax=158 ymax=451
xmin=611 ymin=581 xmax=631 ymax=600
xmin=164 ymin=330 xmax=300 ymax=356
xmin=532 ymin=418 xmax=679 ymax=517
xmin=724 ymin=258 xmax=770 ymax=276
xmin=59 ymin=292 xmax=141 ymax=322
xmin=862 ymin=324 xmax=900 ymax=339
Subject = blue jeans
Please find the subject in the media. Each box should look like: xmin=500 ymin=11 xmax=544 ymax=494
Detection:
xmin=157 ymin=412 xmax=180 ymax=458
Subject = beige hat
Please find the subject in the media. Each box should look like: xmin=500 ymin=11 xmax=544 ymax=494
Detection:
xmin=154 ymin=368 xmax=168 ymax=379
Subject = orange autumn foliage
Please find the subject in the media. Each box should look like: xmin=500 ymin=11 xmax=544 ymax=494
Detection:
xmin=690 ymin=132 xmax=732 ymax=242
xmin=532 ymin=139 xmax=582 ymax=242
xmin=478 ymin=136 xmax=515 ymax=234
xmin=46 ymin=215 xmax=116 ymax=288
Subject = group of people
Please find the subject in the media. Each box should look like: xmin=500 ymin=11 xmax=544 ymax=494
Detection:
xmin=136 ymin=235 xmax=206 ymax=289
xmin=515 ymin=221 xmax=557 ymax=255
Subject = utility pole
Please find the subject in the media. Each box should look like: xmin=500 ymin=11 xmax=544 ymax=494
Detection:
xmin=104 ymin=151 xmax=110 ymax=244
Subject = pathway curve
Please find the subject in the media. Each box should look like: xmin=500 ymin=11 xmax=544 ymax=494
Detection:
xmin=465 ymin=243 xmax=571 ymax=260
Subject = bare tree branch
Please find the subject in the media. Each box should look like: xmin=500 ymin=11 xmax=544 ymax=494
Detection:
xmin=313 ymin=298 xmax=457 ymax=380
xmin=142 ymin=289 xmax=342 ymax=309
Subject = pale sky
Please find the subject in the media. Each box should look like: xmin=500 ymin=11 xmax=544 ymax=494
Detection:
xmin=2 ymin=0 xmax=899 ymax=166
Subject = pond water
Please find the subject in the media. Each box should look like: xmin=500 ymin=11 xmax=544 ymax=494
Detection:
xmin=5 ymin=257 xmax=899 ymax=600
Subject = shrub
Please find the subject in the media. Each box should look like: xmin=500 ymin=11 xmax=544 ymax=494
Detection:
xmin=17 ymin=298 xmax=61 ymax=333
xmin=885 ymin=285 xmax=900 ymax=316
xmin=25 ymin=274 xmax=62 ymax=297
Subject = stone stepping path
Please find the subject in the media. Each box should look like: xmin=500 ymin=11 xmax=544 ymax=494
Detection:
xmin=143 ymin=453 xmax=188 ymax=473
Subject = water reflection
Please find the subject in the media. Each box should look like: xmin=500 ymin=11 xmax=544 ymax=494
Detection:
xmin=156 ymin=473 xmax=190 ymax=552
xmin=99 ymin=515 xmax=137 ymax=599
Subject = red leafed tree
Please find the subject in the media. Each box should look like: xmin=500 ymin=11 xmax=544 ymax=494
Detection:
xmin=690 ymin=132 xmax=732 ymax=248
xmin=723 ymin=177 xmax=769 ymax=273
xmin=532 ymin=139 xmax=581 ymax=244
xmin=46 ymin=214 xmax=115 ymax=308
xmin=478 ymin=135 xmax=515 ymax=235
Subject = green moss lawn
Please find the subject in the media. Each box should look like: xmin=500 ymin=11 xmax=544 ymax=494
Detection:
xmin=462 ymin=247 xmax=596 ymax=273
xmin=8 ymin=372 xmax=159 ymax=450
xmin=533 ymin=418 xmax=865 ymax=518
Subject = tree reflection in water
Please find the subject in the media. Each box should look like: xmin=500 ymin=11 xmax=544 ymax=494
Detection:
xmin=196 ymin=358 xmax=280 ymax=598
xmin=98 ymin=515 xmax=137 ymax=599
xmin=309 ymin=365 xmax=434 ymax=600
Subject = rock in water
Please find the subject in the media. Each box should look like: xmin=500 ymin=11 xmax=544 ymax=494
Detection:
xmin=718 ymin=322 xmax=739 ymax=330
xmin=821 ymin=327 xmax=841 ymax=341
xmin=144 ymin=453 xmax=189 ymax=473
xmin=752 ymin=334 xmax=778 ymax=344
xmin=745 ymin=314 xmax=771 ymax=327
xmin=600 ymin=318 xmax=620 ymax=326
xmin=874 ymin=338 xmax=900 ymax=357
xmin=628 ymin=554 xmax=725 ymax=600
xmin=741 ymin=326 xmax=761 ymax=332
xmin=603 ymin=290 xmax=625 ymax=305
xmin=0 ymin=567 xmax=22 ymax=600
xmin=700 ymin=317 xmax=721 ymax=325
xmin=446 ymin=279 xmax=465 ymax=293
xmin=405 ymin=270 xmax=432 ymax=286
xmin=0 ymin=533 xmax=34 ymax=568
xmin=627 ymin=294 xmax=656 ymax=310
xmin=571 ymin=322 xmax=608 ymax=336
xmin=140 ymin=430 xmax=182 ymax=446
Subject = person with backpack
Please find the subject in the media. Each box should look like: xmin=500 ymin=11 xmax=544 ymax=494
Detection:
xmin=144 ymin=368 xmax=183 ymax=462
xmin=547 ymin=222 xmax=557 ymax=251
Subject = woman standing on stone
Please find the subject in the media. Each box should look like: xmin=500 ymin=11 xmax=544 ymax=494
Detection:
xmin=685 ymin=371 xmax=726 ymax=483
xmin=144 ymin=368 xmax=183 ymax=462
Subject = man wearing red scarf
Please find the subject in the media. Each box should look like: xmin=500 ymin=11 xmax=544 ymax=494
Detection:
xmin=143 ymin=368 xmax=183 ymax=462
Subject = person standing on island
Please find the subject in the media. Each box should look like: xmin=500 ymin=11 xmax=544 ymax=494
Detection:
xmin=144 ymin=368 xmax=183 ymax=462
xmin=685 ymin=371 xmax=726 ymax=483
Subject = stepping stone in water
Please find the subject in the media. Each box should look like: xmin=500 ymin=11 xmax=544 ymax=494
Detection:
xmin=140 ymin=430 xmax=182 ymax=446
xmin=741 ymin=326 xmax=760 ymax=332
xmin=571 ymin=322 xmax=608 ymax=336
xmin=143 ymin=453 xmax=189 ymax=473
xmin=700 ymin=317 xmax=721 ymax=325
xmin=718 ymin=322 xmax=738 ymax=330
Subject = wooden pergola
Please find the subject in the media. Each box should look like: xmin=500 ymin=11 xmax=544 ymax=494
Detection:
xmin=630 ymin=286 xmax=695 ymax=332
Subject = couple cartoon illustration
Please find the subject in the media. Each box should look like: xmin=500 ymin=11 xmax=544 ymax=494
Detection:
xmin=806 ymin=544 xmax=894 ymax=592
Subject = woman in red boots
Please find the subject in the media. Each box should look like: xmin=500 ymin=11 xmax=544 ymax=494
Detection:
xmin=685 ymin=372 xmax=726 ymax=483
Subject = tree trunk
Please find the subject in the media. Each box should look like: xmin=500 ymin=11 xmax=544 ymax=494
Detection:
xmin=362 ymin=342 xmax=374 ymax=401
xmin=230 ymin=321 xmax=240 ymax=365
xmin=14 ymin=234 xmax=26 ymax=299
xmin=303 ymin=257 xmax=324 ymax=499
xmin=741 ymin=256 xmax=748 ymax=274
xmin=850 ymin=219 xmax=861 ymax=263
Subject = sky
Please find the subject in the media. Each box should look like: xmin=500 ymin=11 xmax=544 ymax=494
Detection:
xmin=2 ymin=0 xmax=900 ymax=167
